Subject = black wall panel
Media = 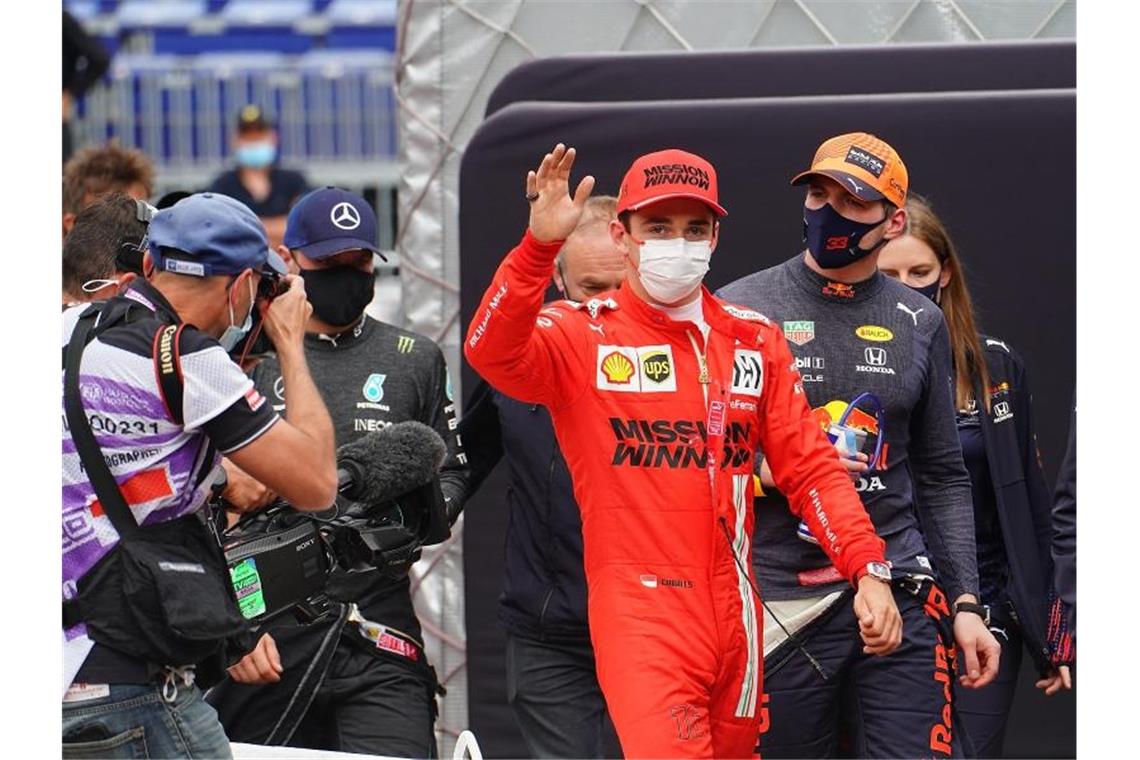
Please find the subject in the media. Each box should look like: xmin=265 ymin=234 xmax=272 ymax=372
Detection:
xmin=459 ymin=87 xmax=1075 ymax=759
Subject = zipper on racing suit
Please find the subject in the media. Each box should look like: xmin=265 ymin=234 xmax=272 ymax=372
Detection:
xmin=690 ymin=329 xmax=830 ymax=683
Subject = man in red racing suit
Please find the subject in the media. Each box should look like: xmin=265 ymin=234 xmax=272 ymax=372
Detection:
xmin=465 ymin=144 xmax=897 ymax=758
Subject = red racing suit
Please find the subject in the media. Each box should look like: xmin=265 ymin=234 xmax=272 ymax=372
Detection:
xmin=465 ymin=230 xmax=886 ymax=758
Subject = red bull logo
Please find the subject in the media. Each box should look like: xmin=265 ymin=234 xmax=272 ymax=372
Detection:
xmin=813 ymin=400 xmax=888 ymax=469
xmin=812 ymin=400 xmax=878 ymax=435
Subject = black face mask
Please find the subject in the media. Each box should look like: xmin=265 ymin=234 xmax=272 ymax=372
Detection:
xmin=907 ymin=280 xmax=942 ymax=305
xmin=300 ymin=267 xmax=375 ymax=327
xmin=803 ymin=202 xmax=889 ymax=269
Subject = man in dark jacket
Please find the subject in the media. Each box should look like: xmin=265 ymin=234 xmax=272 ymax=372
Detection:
xmin=208 ymin=106 xmax=310 ymax=249
xmin=1053 ymin=402 xmax=1076 ymax=638
xmin=461 ymin=195 xmax=625 ymax=758
xmin=209 ymin=187 xmax=468 ymax=758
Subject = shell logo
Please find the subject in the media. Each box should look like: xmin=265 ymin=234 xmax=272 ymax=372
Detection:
xmin=855 ymin=325 xmax=893 ymax=342
xmin=601 ymin=351 xmax=636 ymax=384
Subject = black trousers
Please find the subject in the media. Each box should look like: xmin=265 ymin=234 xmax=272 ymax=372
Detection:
xmin=953 ymin=611 xmax=1024 ymax=758
xmin=289 ymin=636 xmax=438 ymax=758
xmin=210 ymin=615 xmax=438 ymax=759
xmin=760 ymin=583 xmax=967 ymax=759
xmin=505 ymin=632 xmax=622 ymax=759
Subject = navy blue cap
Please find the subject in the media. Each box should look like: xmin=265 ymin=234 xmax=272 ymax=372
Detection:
xmin=283 ymin=186 xmax=386 ymax=261
xmin=148 ymin=192 xmax=286 ymax=277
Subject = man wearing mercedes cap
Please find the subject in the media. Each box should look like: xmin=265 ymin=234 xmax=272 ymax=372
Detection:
xmin=210 ymin=187 xmax=469 ymax=758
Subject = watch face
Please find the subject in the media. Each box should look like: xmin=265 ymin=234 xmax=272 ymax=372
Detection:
xmin=868 ymin=562 xmax=892 ymax=581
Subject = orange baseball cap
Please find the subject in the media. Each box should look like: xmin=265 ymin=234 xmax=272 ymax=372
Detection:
xmin=791 ymin=132 xmax=908 ymax=208
xmin=616 ymin=148 xmax=727 ymax=217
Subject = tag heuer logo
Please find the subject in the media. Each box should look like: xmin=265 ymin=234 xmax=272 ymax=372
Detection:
xmin=641 ymin=351 xmax=672 ymax=384
xmin=601 ymin=351 xmax=636 ymax=384
xmin=783 ymin=320 xmax=815 ymax=346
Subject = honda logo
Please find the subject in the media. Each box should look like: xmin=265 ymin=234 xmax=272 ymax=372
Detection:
xmin=864 ymin=347 xmax=886 ymax=366
xmin=994 ymin=401 xmax=1011 ymax=417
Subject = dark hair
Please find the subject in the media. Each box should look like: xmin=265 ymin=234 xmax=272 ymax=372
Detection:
xmin=62 ymin=193 xmax=147 ymax=299
xmin=63 ymin=143 xmax=155 ymax=215
xmin=903 ymin=194 xmax=991 ymax=412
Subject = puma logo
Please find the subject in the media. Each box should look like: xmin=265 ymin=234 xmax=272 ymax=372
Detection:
xmin=896 ymin=302 xmax=924 ymax=326
xmin=844 ymin=176 xmax=864 ymax=194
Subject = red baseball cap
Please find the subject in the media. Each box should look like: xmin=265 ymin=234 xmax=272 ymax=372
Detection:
xmin=616 ymin=148 xmax=727 ymax=217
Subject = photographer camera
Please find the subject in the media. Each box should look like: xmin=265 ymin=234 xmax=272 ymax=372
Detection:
xmin=61 ymin=192 xmax=337 ymax=759
xmin=208 ymin=187 xmax=469 ymax=758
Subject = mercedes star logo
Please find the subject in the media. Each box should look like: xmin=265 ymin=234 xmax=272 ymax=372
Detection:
xmin=330 ymin=202 xmax=361 ymax=230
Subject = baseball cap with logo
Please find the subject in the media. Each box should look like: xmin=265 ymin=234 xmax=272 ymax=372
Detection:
xmin=283 ymin=186 xmax=386 ymax=261
xmin=148 ymin=192 xmax=286 ymax=277
xmin=791 ymin=132 xmax=908 ymax=208
xmin=237 ymin=104 xmax=271 ymax=133
xmin=616 ymin=148 xmax=727 ymax=218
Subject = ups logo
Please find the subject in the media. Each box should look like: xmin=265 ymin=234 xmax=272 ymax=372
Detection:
xmin=642 ymin=352 xmax=672 ymax=384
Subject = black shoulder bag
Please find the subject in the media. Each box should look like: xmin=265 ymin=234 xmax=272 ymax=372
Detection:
xmin=62 ymin=305 xmax=254 ymax=679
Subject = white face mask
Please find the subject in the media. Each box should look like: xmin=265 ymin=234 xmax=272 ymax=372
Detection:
xmin=219 ymin=275 xmax=255 ymax=352
xmin=635 ymin=237 xmax=712 ymax=304
xmin=81 ymin=278 xmax=121 ymax=294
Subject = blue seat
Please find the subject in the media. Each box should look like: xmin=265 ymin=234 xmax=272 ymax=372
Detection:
xmin=220 ymin=0 xmax=312 ymax=25
xmin=326 ymin=25 xmax=396 ymax=51
xmin=64 ymin=1 xmax=100 ymax=20
xmin=151 ymin=26 xmax=313 ymax=54
xmin=325 ymin=0 xmax=397 ymax=25
xmin=116 ymin=0 xmax=205 ymax=29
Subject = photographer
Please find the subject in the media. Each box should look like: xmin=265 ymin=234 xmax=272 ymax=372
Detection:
xmin=62 ymin=192 xmax=337 ymax=758
xmin=210 ymin=187 xmax=469 ymax=758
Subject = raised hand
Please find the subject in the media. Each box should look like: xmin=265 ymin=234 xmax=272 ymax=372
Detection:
xmin=526 ymin=143 xmax=596 ymax=244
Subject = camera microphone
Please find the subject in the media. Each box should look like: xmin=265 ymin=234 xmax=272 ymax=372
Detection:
xmin=336 ymin=421 xmax=447 ymax=505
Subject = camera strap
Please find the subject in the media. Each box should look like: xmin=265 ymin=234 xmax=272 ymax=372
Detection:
xmin=152 ymin=323 xmax=187 ymax=426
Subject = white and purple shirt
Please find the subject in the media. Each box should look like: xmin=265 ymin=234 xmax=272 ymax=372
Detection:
xmin=61 ymin=283 xmax=278 ymax=691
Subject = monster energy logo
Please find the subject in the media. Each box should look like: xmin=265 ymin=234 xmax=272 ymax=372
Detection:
xmin=396 ymin=336 xmax=415 ymax=353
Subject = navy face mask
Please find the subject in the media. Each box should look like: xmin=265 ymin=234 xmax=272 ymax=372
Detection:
xmin=907 ymin=280 xmax=942 ymax=305
xmin=803 ymin=202 xmax=889 ymax=270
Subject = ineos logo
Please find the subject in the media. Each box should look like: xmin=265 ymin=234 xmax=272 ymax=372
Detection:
xmin=330 ymin=202 xmax=361 ymax=230
xmin=864 ymin=347 xmax=886 ymax=366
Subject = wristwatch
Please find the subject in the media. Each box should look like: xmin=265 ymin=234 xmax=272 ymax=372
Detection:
xmin=953 ymin=601 xmax=991 ymax=626
xmin=856 ymin=561 xmax=892 ymax=584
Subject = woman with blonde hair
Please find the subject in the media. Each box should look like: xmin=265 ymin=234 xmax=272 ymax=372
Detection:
xmin=878 ymin=195 xmax=1073 ymax=757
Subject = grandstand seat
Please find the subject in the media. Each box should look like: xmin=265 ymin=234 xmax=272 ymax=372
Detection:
xmin=116 ymin=0 xmax=205 ymax=29
xmin=220 ymin=0 xmax=313 ymax=25
xmin=326 ymin=0 xmax=398 ymax=25
xmin=154 ymin=27 xmax=314 ymax=54
xmin=64 ymin=1 xmax=100 ymax=20
xmin=325 ymin=26 xmax=396 ymax=51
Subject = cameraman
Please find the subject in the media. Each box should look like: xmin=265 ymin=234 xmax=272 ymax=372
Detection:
xmin=62 ymin=192 xmax=337 ymax=758
xmin=62 ymin=192 xmax=152 ymax=306
xmin=211 ymin=187 xmax=469 ymax=758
